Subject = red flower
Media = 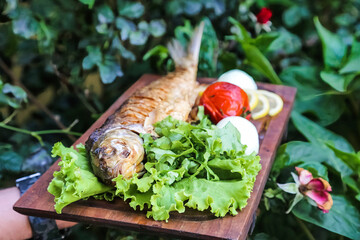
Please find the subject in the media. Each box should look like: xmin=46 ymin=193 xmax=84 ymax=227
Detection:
xmin=256 ymin=8 xmax=272 ymax=24
xmin=296 ymin=167 xmax=333 ymax=213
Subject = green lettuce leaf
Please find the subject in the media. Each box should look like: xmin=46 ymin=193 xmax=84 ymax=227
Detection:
xmin=114 ymin=107 xmax=261 ymax=221
xmin=47 ymin=142 xmax=113 ymax=213
xmin=49 ymin=107 xmax=261 ymax=221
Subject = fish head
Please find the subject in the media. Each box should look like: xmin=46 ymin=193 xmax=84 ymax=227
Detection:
xmin=89 ymin=128 xmax=145 ymax=186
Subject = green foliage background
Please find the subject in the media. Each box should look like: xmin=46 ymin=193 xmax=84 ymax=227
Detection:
xmin=0 ymin=0 xmax=360 ymax=239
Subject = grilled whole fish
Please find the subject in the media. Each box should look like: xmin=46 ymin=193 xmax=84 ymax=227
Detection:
xmin=85 ymin=23 xmax=204 ymax=186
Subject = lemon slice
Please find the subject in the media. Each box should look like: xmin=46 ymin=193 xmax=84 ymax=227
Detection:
xmin=244 ymin=89 xmax=259 ymax=111
xmin=257 ymin=90 xmax=283 ymax=116
xmin=251 ymin=94 xmax=269 ymax=120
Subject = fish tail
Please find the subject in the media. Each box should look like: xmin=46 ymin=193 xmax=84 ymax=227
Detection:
xmin=167 ymin=21 xmax=205 ymax=68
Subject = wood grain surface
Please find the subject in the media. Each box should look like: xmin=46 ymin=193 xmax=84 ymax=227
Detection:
xmin=13 ymin=74 xmax=296 ymax=240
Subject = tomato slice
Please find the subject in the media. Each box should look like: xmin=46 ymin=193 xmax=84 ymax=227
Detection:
xmin=199 ymin=82 xmax=251 ymax=124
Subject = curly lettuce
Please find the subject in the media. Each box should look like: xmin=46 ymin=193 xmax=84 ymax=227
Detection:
xmin=47 ymin=142 xmax=113 ymax=213
xmin=114 ymin=107 xmax=261 ymax=221
xmin=48 ymin=107 xmax=261 ymax=220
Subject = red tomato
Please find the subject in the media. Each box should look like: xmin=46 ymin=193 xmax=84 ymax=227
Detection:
xmin=199 ymin=82 xmax=251 ymax=124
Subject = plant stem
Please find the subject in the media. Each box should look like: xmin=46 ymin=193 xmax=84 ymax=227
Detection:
xmin=2 ymin=110 xmax=18 ymax=124
xmin=0 ymin=57 xmax=77 ymax=142
xmin=295 ymin=215 xmax=316 ymax=240
xmin=0 ymin=122 xmax=44 ymax=146
xmin=35 ymin=129 xmax=82 ymax=136
xmin=0 ymin=123 xmax=82 ymax=146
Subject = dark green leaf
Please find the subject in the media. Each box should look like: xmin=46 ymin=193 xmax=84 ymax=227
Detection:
xmin=143 ymin=45 xmax=169 ymax=61
xmin=242 ymin=43 xmax=282 ymax=84
xmin=273 ymin=141 xmax=329 ymax=179
xmin=78 ymin=0 xmax=95 ymax=8
xmin=339 ymin=40 xmax=360 ymax=74
xmin=293 ymin=195 xmax=360 ymax=239
xmin=314 ymin=17 xmax=346 ymax=68
xmin=198 ymin=17 xmax=219 ymax=77
xmin=0 ymin=144 xmax=23 ymax=173
xmin=252 ymin=233 xmax=278 ymax=240
xmin=291 ymin=112 xmax=355 ymax=181
xmin=320 ymin=70 xmax=353 ymax=92
xmin=118 ymin=1 xmax=144 ymax=19
xmin=281 ymin=66 xmax=345 ymax=126
xmin=250 ymin=32 xmax=279 ymax=52
xmin=174 ymin=20 xmax=193 ymax=46
xmin=298 ymin=162 xmax=328 ymax=180
xmin=291 ymin=111 xmax=354 ymax=153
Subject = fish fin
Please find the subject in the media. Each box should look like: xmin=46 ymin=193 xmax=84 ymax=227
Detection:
xmin=167 ymin=21 xmax=205 ymax=68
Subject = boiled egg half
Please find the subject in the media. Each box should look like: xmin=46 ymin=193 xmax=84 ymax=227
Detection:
xmin=217 ymin=116 xmax=259 ymax=155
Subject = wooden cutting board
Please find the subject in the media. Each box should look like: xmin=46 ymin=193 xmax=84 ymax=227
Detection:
xmin=13 ymin=74 xmax=296 ymax=240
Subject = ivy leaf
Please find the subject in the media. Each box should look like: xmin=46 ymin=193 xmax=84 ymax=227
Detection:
xmin=291 ymin=111 xmax=354 ymax=153
xmin=149 ymin=20 xmax=166 ymax=37
xmin=314 ymin=17 xmax=346 ymax=68
xmin=112 ymin=36 xmax=135 ymax=61
xmin=97 ymin=4 xmax=115 ymax=24
xmin=0 ymin=81 xmax=27 ymax=108
xmin=167 ymin=0 xmax=203 ymax=16
xmin=282 ymin=5 xmax=309 ymax=28
xmin=204 ymin=0 xmax=225 ymax=16
xmin=115 ymin=17 xmax=136 ymax=41
xmin=4 ymin=0 xmax=17 ymax=15
xmin=339 ymin=40 xmax=360 ymax=74
xmin=293 ymin=195 xmax=360 ymax=239
xmin=11 ymin=8 xmax=39 ymax=39
xmin=98 ymin=57 xmax=123 ymax=84
xmin=82 ymin=46 xmax=102 ymax=70
xmin=118 ymin=1 xmax=144 ymax=19
xmin=130 ymin=30 xmax=149 ymax=46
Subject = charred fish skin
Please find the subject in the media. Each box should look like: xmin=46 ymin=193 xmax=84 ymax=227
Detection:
xmin=87 ymin=128 xmax=145 ymax=186
xmin=86 ymin=22 xmax=204 ymax=186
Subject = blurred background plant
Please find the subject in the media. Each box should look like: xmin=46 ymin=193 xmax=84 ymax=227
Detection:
xmin=0 ymin=0 xmax=359 ymax=239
